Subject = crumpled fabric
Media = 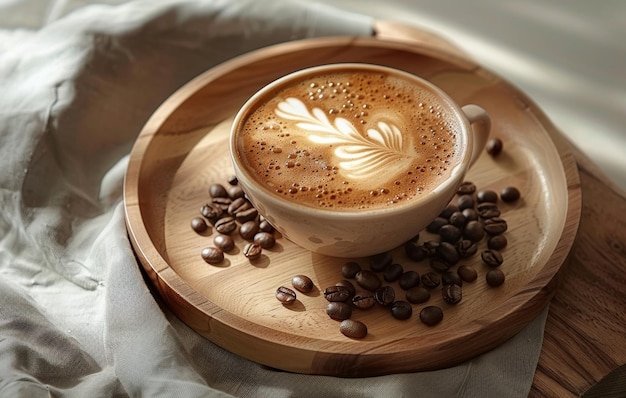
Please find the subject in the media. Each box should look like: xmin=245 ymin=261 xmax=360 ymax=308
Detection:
xmin=0 ymin=0 xmax=547 ymax=396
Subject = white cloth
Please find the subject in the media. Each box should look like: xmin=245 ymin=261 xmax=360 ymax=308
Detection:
xmin=0 ymin=1 xmax=547 ymax=396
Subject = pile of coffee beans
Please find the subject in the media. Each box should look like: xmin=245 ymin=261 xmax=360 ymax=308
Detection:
xmin=191 ymin=176 xmax=277 ymax=264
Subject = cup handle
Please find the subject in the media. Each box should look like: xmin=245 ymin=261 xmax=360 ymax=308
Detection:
xmin=462 ymin=104 xmax=491 ymax=167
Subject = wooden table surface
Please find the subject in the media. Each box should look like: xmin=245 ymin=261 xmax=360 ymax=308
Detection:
xmin=375 ymin=20 xmax=626 ymax=397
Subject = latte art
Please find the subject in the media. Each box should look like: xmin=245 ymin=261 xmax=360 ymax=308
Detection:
xmin=236 ymin=68 xmax=461 ymax=211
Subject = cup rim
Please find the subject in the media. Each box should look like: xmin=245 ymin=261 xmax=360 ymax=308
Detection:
xmin=230 ymin=62 xmax=472 ymax=218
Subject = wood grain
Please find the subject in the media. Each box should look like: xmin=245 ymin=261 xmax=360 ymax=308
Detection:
xmin=123 ymin=36 xmax=581 ymax=376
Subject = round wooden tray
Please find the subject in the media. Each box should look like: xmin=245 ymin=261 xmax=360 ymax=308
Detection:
xmin=123 ymin=36 xmax=581 ymax=376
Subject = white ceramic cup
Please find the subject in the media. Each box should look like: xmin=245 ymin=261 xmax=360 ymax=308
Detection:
xmin=230 ymin=63 xmax=490 ymax=258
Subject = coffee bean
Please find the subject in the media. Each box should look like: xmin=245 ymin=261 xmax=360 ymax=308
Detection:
xmin=429 ymin=257 xmax=450 ymax=273
xmin=191 ymin=217 xmax=208 ymax=234
xmin=422 ymin=240 xmax=440 ymax=256
xmin=455 ymin=239 xmax=477 ymax=258
xmin=442 ymin=271 xmax=463 ymax=286
xmin=253 ymin=232 xmax=276 ymax=249
xmin=457 ymin=265 xmax=478 ymax=283
xmin=352 ymin=294 xmax=376 ymax=309
xmin=462 ymin=208 xmax=479 ymax=222
xmin=243 ymin=242 xmax=262 ymax=260
xmin=406 ymin=286 xmax=430 ymax=304
xmin=390 ymin=300 xmax=413 ymax=320
xmin=439 ymin=204 xmax=459 ymax=219
xmin=436 ymin=242 xmax=460 ymax=265
xmin=227 ymin=185 xmax=245 ymax=200
xmin=276 ymin=286 xmax=297 ymax=304
xmin=405 ymin=240 xmax=429 ymax=262
xmin=487 ymin=234 xmax=508 ymax=250
xmin=483 ymin=217 xmax=508 ymax=235
xmin=200 ymin=203 xmax=223 ymax=223
xmin=398 ymin=270 xmax=420 ymax=290
xmin=374 ymin=286 xmax=395 ymax=306
xmin=209 ymin=183 xmax=228 ymax=198
xmin=226 ymin=175 xmax=238 ymax=185
xmin=486 ymin=137 xmax=503 ymax=156
xmin=501 ymin=186 xmax=521 ymax=202
xmin=355 ymin=270 xmax=382 ymax=291
xmin=383 ymin=263 xmax=404 ymax=282
xmin=201 ymin=247 xmax=224 ymax=265
xmin=477 ymin=202 xmax=501 ymax=219
xmin=342 ymin=261 xmax=362 ymax=279
xmin=235 ymin=207 xmax=259 ymax=223
xmin=211 ymin=196 xmax=232 ymax=212
xmin=340 ymin=319 xmax=367 ymax=339
xmin=213 ymin=234 xmax=235 ymax=252
xmin=239 ymin=220 xmax=259 ymax=240
xmin=486 ymin=269 xmax=505 ymax=287
xmin=215 ymin=216 xmax=237 ymax=234
xmin=335 ymin=280 xmax=356 ymax=296
xmin=426 ymin=217 xmax=449 ymax=233
xmin=326 ymin=302 xmax=353 ymax=321
xmin=439 ymin=224 xmax=462 ymax=243
xmin=369 ymin=252 xmax=392 ymax=272
xmin=421 ymin=272 xmax=441 ymax=289
xmin=324 ymin=285 xmax=353 ymax=302
xmin=463 ymin=220 xmax=485 ymax=242
xmin=420 ymin=306 xmax=443 ymax=326
xmin=477 ymin=190 xmax=498 ymax=204
xmin=258 ymin=219 xmax=275 ymax=233
xmin=457 ymin=181 xmax=476 ymax=195
xmin=442 ymin=284 xmax=462 ymax=305
xmin=449 ymin=211 xmax=466 ymax=228
xmin=227 ymin=197 xmax=251 ymax=215
xmin=457 ymin=195 xmax=475 ymax=210
xmin=292 ymin=274 xmax=314 ymax=293
xmin=482 ymin=249 xmax=504 ymax=267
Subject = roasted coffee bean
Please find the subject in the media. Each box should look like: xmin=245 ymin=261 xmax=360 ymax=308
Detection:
xmin=383 ymin=263 xmax=404 ymax=282
xmin=335 ymin=280 xmax=356 ymax=296
xmin=422 ymin=240 xmax=440 ymax=256
xmin=215 ymin=216 xmax=237 ymax=234
xmin=201 ymin=247 xmax=224 ymax=265
xmin=457 ymin=181 xmax=476 ymax=195
xmin=209 ymin=183 xmax=228 ymax=198
xmin=487 ymin=234 xmax=508 ymax=250
xmin=486 ymin=137 xmax=503 ymax=156
xmin=477 ymin=190 xmax=498 ymax=204
xmin=355 ymin=270 xmax=382 ymax=291
xmin=429 ymin=257 xmax=450 ymax=273
xmin=501 ymin=186 xmax=521 ymax=202
xmin=462 ymin=208 xmax=479 ymax=222
xmin=442 ymin=284 xmax=462 ymax=305
xmin=477 ymin=202 xmax=501 ymax=219
xmin=449 ymin=211 xmax=467 ymax=228
xmin=457 ymin=265 xmax=478 ymax=283
xmin=292 ymin=274 xmax=314 ymax=293
xmin=340 ymin=319 xmax=367 ymax=339
xmin=442 ymin=271 xmax=463 ymax=286
xmin=239 ymin=220 xmax=259 ymax=240
xmin=439 ymin=204 xmax=459 ymax=219
xmin=483 ymin=217 xmax=508 ymax=235
xmin=227 ymin=197 xmax=250 ymax=215
xmin=421 ymin=272 xmax=441 ymax=289
xmin=457 ymin=194 xmax=475 ymax=211
xmin=406 ymin=286 xmax=430 ymax=304
xmin=391 ymin=300 xmax=413 ymax=320
xmin=227 ymin=185 xmax=245 ymax=199
xmin=276 ymin=286 xmax=296 ymax=304
xmin=226 ymin=175 xmax=239 ymax=185
xmin=436 ymin=242 xmax=460 ymax=265
xmin=258 ymin=219 xmax=275 ymax=233
xmin=463 ymin=220 xmax=485 ymax=242
xmin=374 ymin=286 xmax=395 ymax=306
xmin=243 ymin=242 xmax=262 ymax=260
xmin=211 ymin=196 xmax=232 ymax=212
xmin=235 ymin=208 xmax=259 ymax=224
xmin=352 ymin=294 xmax=376 ymax=309
xmin=455 ymin=239 xmax=477 ymax=258
xmin=398 ymin=270 xmax=420 ymax=290
xmin=213 ymin=234 xmax=235 ymax=252
xmin=426 ymin=217 xmax=449 ymax=233
xmin=342 ymin=261 xmax=362 ymax=279
xmin=327 ymin=302 xmax=353 ymax=321
xmin=369 ymin=252 xmax=393 ymax=272
xmin=191 ymin=217 xmax=208 ymax=233
xmin=324 ymin=285 xmax=353 ymax=302
xmin=420 ymin=306 xmax=443 ymax=326
xmin=253 ymin=232 xmax=276 ymax=249
xmin=486 ymin=269 xmax=505 ymax=287
xmin=439 ymin=224 xmax=462 ymax=243
xmin=405 ymin=240 xmax=429 ymax=262
xmin=200 ymin=203 xmax=223 ymax=222
xmin=482 ymin=249 xmax=504 ymax=267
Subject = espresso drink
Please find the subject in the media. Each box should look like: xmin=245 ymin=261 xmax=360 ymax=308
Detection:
xmin=235 ymin=66 xmax=462 ymax=211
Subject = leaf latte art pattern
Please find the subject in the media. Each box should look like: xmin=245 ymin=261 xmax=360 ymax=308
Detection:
xmin=275 ymin=97 xmax=418 ymax=180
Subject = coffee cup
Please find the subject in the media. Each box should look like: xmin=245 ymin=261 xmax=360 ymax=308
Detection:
xmin=230 ymin=63 xmax=490 ymax=257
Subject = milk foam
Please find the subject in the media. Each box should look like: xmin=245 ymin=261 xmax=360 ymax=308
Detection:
xmin=237 ymin=69 xmax=461 ymax=210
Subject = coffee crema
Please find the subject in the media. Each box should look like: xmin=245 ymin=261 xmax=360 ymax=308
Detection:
xmin=236 ymin=67 xmax=461 ymax=210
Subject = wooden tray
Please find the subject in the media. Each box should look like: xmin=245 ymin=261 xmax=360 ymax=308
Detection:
xmin=123 ymin=36 xmax=581 ymax=377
